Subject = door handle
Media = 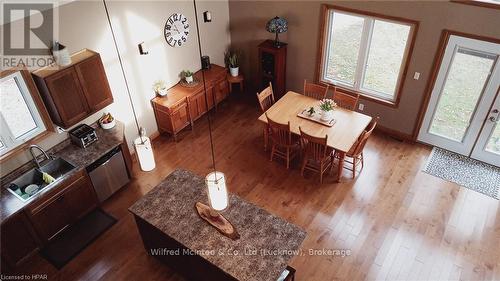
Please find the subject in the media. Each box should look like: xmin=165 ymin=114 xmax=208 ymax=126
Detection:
xmin=489 ymin=116 xmax=499 ymax=123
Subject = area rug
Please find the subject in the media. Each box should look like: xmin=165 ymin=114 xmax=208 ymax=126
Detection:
xmin=423 ymin=147 xmax=500 ymax=200
xmin=41 ymin=208 xmax=116 ymax=269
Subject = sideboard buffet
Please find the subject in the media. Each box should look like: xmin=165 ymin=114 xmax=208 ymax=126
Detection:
xmin=151 ymin=64 xmax=229 ymax=140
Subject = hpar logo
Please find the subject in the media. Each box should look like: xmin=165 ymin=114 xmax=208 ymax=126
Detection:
xmin=1 ymin=1 xmax=58 ymax=70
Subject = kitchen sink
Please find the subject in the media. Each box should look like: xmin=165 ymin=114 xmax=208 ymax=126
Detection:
xmin=6 ymin=158 xmax=76 ymax=202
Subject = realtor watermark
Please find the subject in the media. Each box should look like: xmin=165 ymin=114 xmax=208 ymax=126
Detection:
xmin=150 ymin=247 xmax=352 ymax=258
xmin=1 ymin=1 xmax=58 ymax=70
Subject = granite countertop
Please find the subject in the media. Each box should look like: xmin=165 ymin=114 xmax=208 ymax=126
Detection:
xmin=0 ymin=121 xmax=126 ymax=224
xmin=129 ymin=169 xmax=307 ymax=281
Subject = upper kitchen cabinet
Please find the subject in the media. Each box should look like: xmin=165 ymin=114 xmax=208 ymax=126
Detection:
xmin=32 ymin=49 xmax=114 ymax=128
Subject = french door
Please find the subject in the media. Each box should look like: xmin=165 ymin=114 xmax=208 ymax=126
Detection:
xmin=418 ymin=35 xmax=500 ymax=166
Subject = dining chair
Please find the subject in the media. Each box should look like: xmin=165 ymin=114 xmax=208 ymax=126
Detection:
xmin=333 ymin=88 xmax=359 ymax=111
xmin=256 ymin=82 xmax=275 ymax=113
xmin=334 ymin=117 xmax=379 ymax=178
xmin=299 ymin=127 xmax=334 ymax=184
xmin=303 ymin=80 xmax=328 ymax=100
xmin=266 ymin=113 xmax=300 ymax=169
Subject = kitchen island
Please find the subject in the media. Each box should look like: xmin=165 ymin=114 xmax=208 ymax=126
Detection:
xmin=129 ymin=169 xmax=306 ymax=281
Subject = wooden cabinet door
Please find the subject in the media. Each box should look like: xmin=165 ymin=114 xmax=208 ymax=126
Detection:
xmin=1 ymin=212 xmax=39 ymax=267
xmin=214 ymin=79 xmax=229 ymax=105
xmin=75 ymin=54 xmax=114 ymax=111
xmin=30 ymin=195 xmax=70 ymax=241
xmin=206 ymin=86 xmax=215 ymax=110
xmin=45 ymin=67 xmax=90 ymax=127
xmin=62 ymin=173 xmax=98 ymax=222
xmin=171 ymin=102 xmax=190 ymax=133
xmin=188 ymin=90 xmax=208 ymax=121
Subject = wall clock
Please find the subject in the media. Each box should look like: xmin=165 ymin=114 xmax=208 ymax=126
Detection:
xmin=164 ymin=13 xmax=189 ymax=47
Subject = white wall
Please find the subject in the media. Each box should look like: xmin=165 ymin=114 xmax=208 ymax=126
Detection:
xmin=0 ymin=0 xmax=231 ymax=176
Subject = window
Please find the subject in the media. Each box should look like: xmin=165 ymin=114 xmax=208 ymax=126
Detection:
xmin=319 ymin=6 xmax=417 ymax=104
xmin=452 ymin=0 xmax=500 ymax=9
xmin=0 ymin=71 xmax=48 ymax=156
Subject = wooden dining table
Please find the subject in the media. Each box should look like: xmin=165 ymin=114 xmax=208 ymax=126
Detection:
xmin=258 ymin=91 xmax=372 ymax=182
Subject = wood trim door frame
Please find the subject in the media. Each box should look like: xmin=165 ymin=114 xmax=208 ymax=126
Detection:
xmin=411 ymin=30 xmax=500 ymax=141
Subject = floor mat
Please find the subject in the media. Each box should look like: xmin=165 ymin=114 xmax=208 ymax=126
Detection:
xmin=41 ymin=208 xmax=117 ymax=269
xmin=423 ymin=147 xmax=500 ymax=200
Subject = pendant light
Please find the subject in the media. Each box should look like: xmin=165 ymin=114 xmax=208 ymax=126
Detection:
xmin=192 ymin=0 xmax=229 ymax=212
xmin=103 ymin=0 xmax=156 ymax=171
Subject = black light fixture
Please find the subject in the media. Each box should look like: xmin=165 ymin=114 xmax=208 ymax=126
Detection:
xmin=203 ymin=11 xmax=212 ymax=23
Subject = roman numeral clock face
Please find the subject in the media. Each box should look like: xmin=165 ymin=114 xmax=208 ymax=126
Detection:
xmin=164 ymin=13 xmax=189 ymax=47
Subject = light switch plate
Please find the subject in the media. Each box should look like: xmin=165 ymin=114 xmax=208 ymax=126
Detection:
xmin=413 ymin=72 xmax=420 ymax=80
xmin=358 ymin=103 xmax=364 ymax=111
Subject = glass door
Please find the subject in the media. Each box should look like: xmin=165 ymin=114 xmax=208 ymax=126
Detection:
xmin=418 ymin=35 xmax=500 ymax=157
xmin=470 ymin=92 xmax=500 ymax=166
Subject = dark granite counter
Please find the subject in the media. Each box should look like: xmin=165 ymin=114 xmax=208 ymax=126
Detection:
xmin=129 ymin=169 xmax=307 ymax=281
xmin=0 ymin=121 xmax=126 ymax=223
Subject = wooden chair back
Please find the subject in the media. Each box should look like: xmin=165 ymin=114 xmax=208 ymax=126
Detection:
xmin=333 ymin=88 xmax=359 ymax=110
xmin=350 ymin=117 xmax=379 ymax=156
xmin=256 ymin=83 xmax=275 ymax=112
xmin=266 ymin=113 xmax=293 ymax=146
xmin=299 ymin=127 xmax=330 ymax=162
xmin=303 ymin=80 xmax=328 ymax=100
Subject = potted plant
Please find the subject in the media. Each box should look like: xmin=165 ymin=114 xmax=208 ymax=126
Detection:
xmin=319 ymin=99 xmax=337 ymax=121
xmin=152 ymin=80 xmax=167 ymax=96
xmin=182 ymin=70 xmax=194 ymax=83
xmin=224 ymin=50 xmax=240 ymax=77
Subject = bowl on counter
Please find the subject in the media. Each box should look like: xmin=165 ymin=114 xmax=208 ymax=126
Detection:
xmin=100 ymin=119 xmax=116 ymax=130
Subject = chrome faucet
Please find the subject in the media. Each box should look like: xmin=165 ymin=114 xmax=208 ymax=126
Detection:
xmin=28 ymin=145 xmax=50 ymax=169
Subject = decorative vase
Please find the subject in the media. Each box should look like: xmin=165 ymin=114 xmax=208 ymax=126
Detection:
xmin=229 ymin=67 xmax=239 ymax=77
xmin=157 ymin=88 xmax=167 ymax=97
xmin=185 ymin=76 xmax=193 ymax=83
xmin=321 ymin=109 xmax=334 ymax=121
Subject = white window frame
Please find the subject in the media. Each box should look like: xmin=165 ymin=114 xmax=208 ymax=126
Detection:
xmin=0 ymin=71 xmax=47 ymax=156
xmin=320 ymin=9 xmax=416 ymax=103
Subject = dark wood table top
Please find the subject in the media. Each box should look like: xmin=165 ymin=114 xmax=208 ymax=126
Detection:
xmin=129 ymin=169 xmax=306 ymax=281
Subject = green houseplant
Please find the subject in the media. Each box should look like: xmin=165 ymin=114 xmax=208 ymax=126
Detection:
xmin=318 ymin=99 xmax=337 ymax=121
xmin=224 ymin=50 xmax=241 ymax=77
xmin=181 ymin=70 xmax=194 ymax=83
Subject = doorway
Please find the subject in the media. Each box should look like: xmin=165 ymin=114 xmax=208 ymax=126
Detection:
xmin=418 ymin=34 xmax=500 ymax=166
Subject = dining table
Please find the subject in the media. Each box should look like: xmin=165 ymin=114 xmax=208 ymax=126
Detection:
xmin=258 ymin=91 xmax=373 ymax=182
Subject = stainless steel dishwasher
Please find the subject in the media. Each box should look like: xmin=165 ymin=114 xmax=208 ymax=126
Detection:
xmin=86 ymin=146 xmax=130 ymax=202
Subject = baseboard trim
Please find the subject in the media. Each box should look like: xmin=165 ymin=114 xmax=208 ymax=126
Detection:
xmin=375 ymin=125 xmax=414 ymax=142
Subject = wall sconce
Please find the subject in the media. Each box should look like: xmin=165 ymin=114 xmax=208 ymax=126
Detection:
xmin=138 ymin=42 xmax=149 ymax=55
xmin=203 ymin=11 xmax=212 ymax=23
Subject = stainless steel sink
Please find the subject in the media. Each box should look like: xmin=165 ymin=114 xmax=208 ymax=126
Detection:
xmin=6 ymin=158 xmax=76 ymax=202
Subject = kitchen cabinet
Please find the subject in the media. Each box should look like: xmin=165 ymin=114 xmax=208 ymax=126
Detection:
xmin=0 ymin=211 xmax=40 ymax=268
xmin=151 ymin=64 xmax=228 ymax=140
xmin=28 ymin=170 xmax=98 ymax=242
xmin=32 ymin=49 xmax=114 ymax=128
xmin=75 ymin=54 xmax=113 ymax=111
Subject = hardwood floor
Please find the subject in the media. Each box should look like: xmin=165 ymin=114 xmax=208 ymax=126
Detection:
xmin=12 ymin=94 xmax=500 ymax=281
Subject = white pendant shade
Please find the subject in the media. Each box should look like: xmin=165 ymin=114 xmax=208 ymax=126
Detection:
xmin=205 ymin=171 xmax=228 ymax=211
xmin=134 ymin=136 xmax=156 ymax=172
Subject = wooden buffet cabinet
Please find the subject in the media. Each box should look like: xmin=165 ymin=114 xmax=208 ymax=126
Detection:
xmin=151 ymin=64 xmax=229 ymax=140
xmin=32 ymin=49 xmax=114 ymax=129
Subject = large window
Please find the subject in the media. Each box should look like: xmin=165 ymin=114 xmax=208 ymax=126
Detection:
xmin=0 ymin=71 xmax=49 ymax=157
xmin=319 ymin=6 xmax=417 ymax=104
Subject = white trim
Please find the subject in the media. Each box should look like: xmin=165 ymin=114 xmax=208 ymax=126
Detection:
xmin=320 ymin=9 xmax=415 ymax=102
xmin=0 ymin=71 xmax=47 ymax=156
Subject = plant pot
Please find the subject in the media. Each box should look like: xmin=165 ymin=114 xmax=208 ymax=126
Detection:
xmin=185 ymin=76 xmax=193 ymax=83
xmin=229 ymin=67 xmax=239 ymax=77
xmin=156 ymin=88 xmax=168 ymax=97
xmin=321 ymin=110 xmax=334 ymax=121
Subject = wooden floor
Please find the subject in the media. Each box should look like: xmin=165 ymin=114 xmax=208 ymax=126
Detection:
xmin=15 ymin=94 xmax=500 ymax=281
